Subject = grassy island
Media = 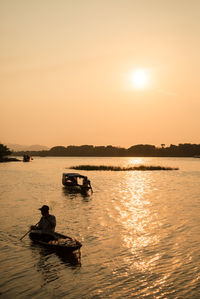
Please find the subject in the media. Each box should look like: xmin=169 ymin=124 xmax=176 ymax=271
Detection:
xmin=70 ymin=165 xmax=179 ymax=171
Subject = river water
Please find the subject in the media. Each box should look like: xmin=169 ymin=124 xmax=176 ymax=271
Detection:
xmin=0 ymin=157 xmax=200 ymax=298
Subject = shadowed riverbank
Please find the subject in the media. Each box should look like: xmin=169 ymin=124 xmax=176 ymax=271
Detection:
xmin=0 ymin=157 xmax=21 ymax=163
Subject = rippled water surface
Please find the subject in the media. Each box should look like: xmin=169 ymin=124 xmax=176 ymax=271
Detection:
xmin=0 ymin=157 xmax=200 ymax=298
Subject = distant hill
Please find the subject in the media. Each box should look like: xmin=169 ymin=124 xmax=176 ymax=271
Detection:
xmin=6 ymin=143 xmax=200 ymax=157
xmin=7 ymin=144 xmax=49 ymax=151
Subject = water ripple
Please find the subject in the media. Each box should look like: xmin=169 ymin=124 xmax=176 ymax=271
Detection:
xmin=0 ymin=157 xmax=200 ymax=298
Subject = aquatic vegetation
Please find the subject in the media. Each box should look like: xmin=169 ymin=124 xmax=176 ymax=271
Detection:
xmin=70 ymin=165 xmax=179 ymax=171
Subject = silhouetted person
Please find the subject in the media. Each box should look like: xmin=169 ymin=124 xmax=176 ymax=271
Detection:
xmin=83 ymin=177 xmax=92 ymax=189
xmin=31 ymin=205 xmax=56 ymax=233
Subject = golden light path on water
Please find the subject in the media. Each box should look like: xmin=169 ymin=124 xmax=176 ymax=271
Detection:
xmin=102 ymin=158 xmax=173 ymax=296
xmin=117 ymin=173 xmax=159 ymax=266
xmin=96 ymin=156 xmax=198 ymax=298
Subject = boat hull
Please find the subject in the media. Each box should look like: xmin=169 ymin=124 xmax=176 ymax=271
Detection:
xmin=62 ymin=183 xmax=90 ymax=193
xmin=29 ymin=231 xmax=82 ymax=253
xmin=62 ymin=173 xmax=92 ymax=194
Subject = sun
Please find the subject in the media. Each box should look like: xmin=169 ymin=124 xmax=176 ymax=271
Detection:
xmin=131 ymin=69 xmax=149 ymax=89
xmin=123 ymin=68 xmax=152 ymax=91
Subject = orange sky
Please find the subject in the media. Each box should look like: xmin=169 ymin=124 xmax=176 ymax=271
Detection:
xmin=1 ymin=0 xmax=200 ymax=148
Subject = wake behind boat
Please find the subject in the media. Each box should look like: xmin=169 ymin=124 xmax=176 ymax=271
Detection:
xmin=29 ymin=230 xmax=82 ymax=253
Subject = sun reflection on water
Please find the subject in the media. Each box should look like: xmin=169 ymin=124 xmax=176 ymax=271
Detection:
xmin=116 ymin=172 xmax=161 ymax=272
xmin=126 ymin=157 xmax=146 ymax=165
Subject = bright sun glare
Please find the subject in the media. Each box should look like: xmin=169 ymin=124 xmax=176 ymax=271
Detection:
xmin=131 ymin=69 xmax=149 ymax=89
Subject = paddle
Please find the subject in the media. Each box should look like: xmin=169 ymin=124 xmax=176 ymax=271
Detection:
xmin=20 ymin=222 xmax=39 ymax=241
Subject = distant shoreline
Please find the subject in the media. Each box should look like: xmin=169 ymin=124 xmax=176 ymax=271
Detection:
xmin=0 ymin=157 xmax=21 ymax=163
xmin=11 ymin=143 xmax=200 ymax=158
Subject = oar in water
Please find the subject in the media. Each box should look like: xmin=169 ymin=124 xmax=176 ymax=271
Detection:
xmin=20 ymin=222 xmax=39 ymax=241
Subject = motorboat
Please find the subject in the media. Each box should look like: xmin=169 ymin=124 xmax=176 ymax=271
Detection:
xmin=62 ymin=173 xmax=92 ymax=193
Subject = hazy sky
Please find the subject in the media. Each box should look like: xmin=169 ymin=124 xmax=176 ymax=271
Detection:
xmin=1 ymin=0 xmax=200 ymax=148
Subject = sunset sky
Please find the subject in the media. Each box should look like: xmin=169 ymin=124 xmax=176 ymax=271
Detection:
xmin=1 ymin=0 xmax=200 ymax=148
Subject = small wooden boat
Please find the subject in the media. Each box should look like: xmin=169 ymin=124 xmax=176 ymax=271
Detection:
xmin=29 ymin=230 xmax=82 ymax=253
xmin=62 ymin=173 xmax=92 ymax=193
xmin=23 ymin=154 xmax=31 ymax=162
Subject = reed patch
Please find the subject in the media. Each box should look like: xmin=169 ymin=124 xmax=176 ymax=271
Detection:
xmin=70 ymin=165 xmax=179 ymax=171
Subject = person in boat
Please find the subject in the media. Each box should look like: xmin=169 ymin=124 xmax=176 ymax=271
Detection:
xmin=82 ymin=177 xmax=92 ymax=189
xmin=31 ymin=205 xmax=56 ymax=234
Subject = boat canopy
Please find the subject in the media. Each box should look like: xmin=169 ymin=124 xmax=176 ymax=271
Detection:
xmin=62 ymin=173 xmax=87 ymax=179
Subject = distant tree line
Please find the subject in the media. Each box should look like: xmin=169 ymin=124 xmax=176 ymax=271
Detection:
xmin=0 ymin=144 xmax=11 ymax=159
xmin=0 ymin=143 xmax=20 ymax=162
xmin=12 ymin=143 xmax=200 ymax=157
